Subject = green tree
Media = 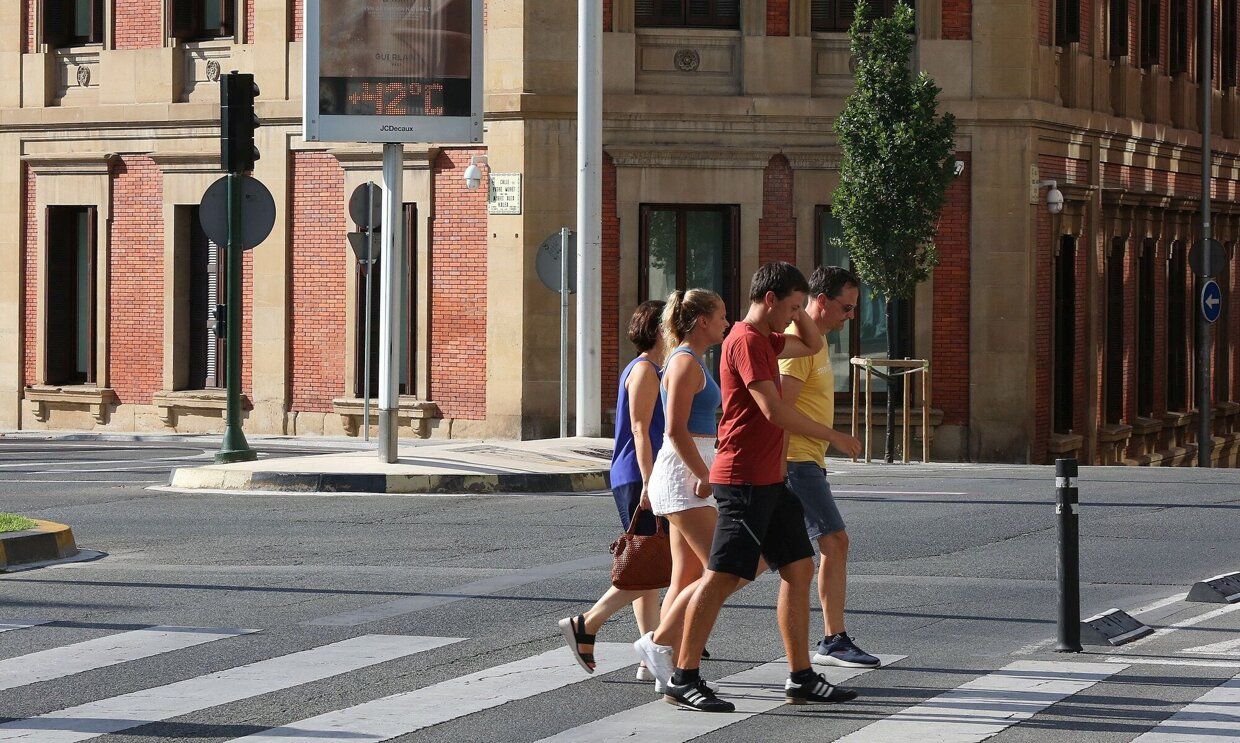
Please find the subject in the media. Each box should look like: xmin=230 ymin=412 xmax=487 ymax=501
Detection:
xmin=832 ymin=1 xmax=957 ymax=462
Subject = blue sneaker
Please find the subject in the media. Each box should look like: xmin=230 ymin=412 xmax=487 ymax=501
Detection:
xmin=812 ymin=633 xmax=881 ymax=668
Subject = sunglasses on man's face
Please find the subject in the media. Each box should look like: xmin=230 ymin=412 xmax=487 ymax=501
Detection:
xmin=828 ymin=296 xmax=856 ymax=314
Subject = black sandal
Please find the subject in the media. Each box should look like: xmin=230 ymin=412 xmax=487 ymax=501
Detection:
xmin=558 ymin=614 xmax=596 ymax=673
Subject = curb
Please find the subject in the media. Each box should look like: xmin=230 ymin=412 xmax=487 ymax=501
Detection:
xmin=0 ymin=520 xmax=79 ymax=570
xmin=169 ymin=467 xmax=611 ymax=494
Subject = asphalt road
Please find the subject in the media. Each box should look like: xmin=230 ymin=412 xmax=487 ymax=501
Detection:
xmin=0 ymin=437 xmax=1237 ymax=742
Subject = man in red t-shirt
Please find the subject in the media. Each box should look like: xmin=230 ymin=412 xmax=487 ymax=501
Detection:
xmin=661 ymin=262 xmax=863 ymax=713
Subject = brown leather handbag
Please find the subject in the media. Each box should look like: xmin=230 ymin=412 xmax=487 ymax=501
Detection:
xmin=609 ymin=508 xmax=672 ymax=590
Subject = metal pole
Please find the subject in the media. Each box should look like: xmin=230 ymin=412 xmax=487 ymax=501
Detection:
xmin=1055 ymin=457 xmax=1081 ymax=653
xmin=560 ymin=227 xmax=570 ymax=439
xmin=1198 ymin=0 xmax=1214 ymax=468
xmin=217 ymin=172 xmax=256 ymax=463
xmin=363 ymin=183 xmax=375 ymax=443
xmin=378 ymin=144 xmax=404 ymax=463
xmin=576 ymin=0 xmax=602 ymax=438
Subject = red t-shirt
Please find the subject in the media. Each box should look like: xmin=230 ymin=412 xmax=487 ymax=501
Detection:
xmin=710 ymin=321 xmax=787 ymax=486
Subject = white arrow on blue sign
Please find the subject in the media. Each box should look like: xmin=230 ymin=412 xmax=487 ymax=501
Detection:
xmin=1201 ymin=279 xmax=1223 ymax=324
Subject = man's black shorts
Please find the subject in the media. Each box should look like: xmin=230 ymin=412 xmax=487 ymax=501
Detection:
xmin=707 ymin=482 xmax=815 ymax=581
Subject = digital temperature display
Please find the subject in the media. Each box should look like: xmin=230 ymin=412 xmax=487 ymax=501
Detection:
xmin=319 ymin=77 xmax=471 ymax=117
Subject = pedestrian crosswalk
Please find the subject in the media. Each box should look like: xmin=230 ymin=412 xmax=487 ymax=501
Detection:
xmin=0 ymin=619 xmax=1236 ymax=742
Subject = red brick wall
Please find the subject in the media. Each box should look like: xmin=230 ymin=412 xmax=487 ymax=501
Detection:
xmin=1153 ymin=235 xmax=1168 ymax=414
xmin=108 ymin=157 xmax=164 ymax=405
xmin=430 ymin=148 xmax=488 ymax=420
xmin=931 ymin=152 xmax=970 ymax=427
xmin=942 ymin=0 xmax=972 ymax=40
xmin=1081 ymin=0 xmax=1094 ymax=54
xmin=114 ymin=0 xmax=164 ymax=49
xmin=767 ymin=0 xmax=790 ymax=36
xmin=759 ymin=155 xmax=795 ymax=265
xmin=603 ymin=152 xmax=620 ymax=419
xmin=1122 ymin=238 xmax=1137 ymax=423
xmin=23 ymin=166 xmax=36 ymax=388
xmin=246 ymin=0 xmax=256 ymax=42
xmin=24 ymin=0 xmax=34 ymax=53
xmin=289 ymin=152 xmax=347 ymax=413
xmin=1040 ymin=0 xmax=1051 ymax=45
xmin=292 ymin=0 xmax=303 ymax=41
xmin=604 ymin=0 xmax=613 ymax=32
xmin=1034 ymin=205 xmax=1052 ymax=464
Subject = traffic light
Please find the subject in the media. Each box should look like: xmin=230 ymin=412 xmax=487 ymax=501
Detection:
xmin=221 ymin=72 xmax=260 ymax=173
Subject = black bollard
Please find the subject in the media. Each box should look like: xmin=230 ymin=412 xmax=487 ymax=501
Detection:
xmin=1055 ymin=458 xmax=1082 ymax=653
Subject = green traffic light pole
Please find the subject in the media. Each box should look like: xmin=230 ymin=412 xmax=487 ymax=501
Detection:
xmin=217 ymin=170 xmax=257 ymax=463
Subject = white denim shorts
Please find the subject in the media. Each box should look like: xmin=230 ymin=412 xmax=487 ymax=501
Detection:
xmin=649 ymin=437 xmax=718 ymax=516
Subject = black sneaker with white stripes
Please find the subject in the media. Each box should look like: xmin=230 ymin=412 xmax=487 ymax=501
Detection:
xmin=783 ymin=672 xmax=858 ymax=705
xmin=663 ymin=678 xmax=736 ymax=712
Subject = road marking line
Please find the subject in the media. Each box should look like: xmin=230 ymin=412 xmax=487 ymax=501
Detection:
xmin=302 ymin=554 xmax=610 ymax=627
xmin=535 ymin=654 xmax=904 ymax=743
xmin=0 ymin=621 xmax=50 ymax=634
xmin=146 ymin=486 xmax=600 ymax=498
xmin=1129 ymin=673 xmax=1240 ymax=741
xmin=0 ymin=634 xmax=462 ymax=743
xmin=1106 ymin=656 xmax=1240 ymax=669
xmin=1182 ymin=636 xmax=1240 ymax=656
xmin=834 ymin=490 xmax=968 ymax=495
xmin=0 ymin=626 xmax=255 ymax=692
xmin=832 ymin=660 xmax=1123 ymax=743
xmin=1127 ymin=602 xmax=1240 ymax=648
xmin=226 ymin=642 xmax=634 ymax=743
xmin=1131 ymin=592 xmax=1191 ymax=616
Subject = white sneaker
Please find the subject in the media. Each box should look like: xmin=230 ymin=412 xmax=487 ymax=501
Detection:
xmin=635 ymin=664 xmax=655 ymax=682
xmin=632 ymin=632 xmax=675 ymax=690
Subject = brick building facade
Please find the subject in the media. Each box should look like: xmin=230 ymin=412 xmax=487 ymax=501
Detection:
xmin=2 ymin=0 xmax=1239 ymax=465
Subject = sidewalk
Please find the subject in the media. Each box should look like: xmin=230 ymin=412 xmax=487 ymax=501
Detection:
xmin=169 ymin=437 xmax=615 ymax=494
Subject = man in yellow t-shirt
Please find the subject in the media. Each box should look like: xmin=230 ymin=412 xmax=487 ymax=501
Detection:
xmin=780 ymin=266 xmax=880 ymax=669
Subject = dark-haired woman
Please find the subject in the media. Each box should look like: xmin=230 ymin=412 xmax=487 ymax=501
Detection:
xmin=559 ymin=300 xmax=667 ymax=678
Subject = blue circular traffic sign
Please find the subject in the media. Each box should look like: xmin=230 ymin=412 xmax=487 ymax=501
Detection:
xmin=1201 ymin=280 xmax=1223 ymax=324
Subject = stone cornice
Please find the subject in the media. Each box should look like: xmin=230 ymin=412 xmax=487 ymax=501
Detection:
xmin=607 ymin=145 xmax=778 ymax=169
xmin=20 ymin=152 xmax=117 ymax=176
xmin=148 ymin=150 xmax=221 ymax=174
xmin=328 ymin=144 xmax=438 ymax=171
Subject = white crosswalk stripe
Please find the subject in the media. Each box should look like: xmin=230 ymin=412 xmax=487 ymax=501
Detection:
xmin=0 ymin=626 xmax=255 ymax=692
xmin=0 ymin=634 xmax=462 ymax=743
xmin=226 ymin=642 xmax=634 ymax=743
xmin=833 ymin=660 xmax=1123 ymax=743
xmin=537 ymin=654 xmax=904 ymax=742
xmin=1129 ymin=673 xmax=1240 ymax=742
xmin=0 ymin=621 xmax=49 ymax=635
xmin=1182 ymin=636 xmax=1240 ymax=656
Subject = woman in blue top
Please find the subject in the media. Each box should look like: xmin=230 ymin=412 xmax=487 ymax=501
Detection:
xmin=559 ymin=300 xmax=667 ymax=676
xmin=633 ymin=289 xmax=727 ymax=693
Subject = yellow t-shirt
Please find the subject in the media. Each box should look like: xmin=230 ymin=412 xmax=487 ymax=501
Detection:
xmin=778 ymin=336 xmax=834 ymax=467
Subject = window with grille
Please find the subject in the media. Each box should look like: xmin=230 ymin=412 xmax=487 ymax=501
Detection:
xmin=187 ymin=207 xmax=225 ymax=390
xmin=45 ymin=206 xmax=97 ymax=386
xmin=1104 ymin=240 xmax=1126 ymax=425
xmin=1169 ymin=1 xmax=1188 ymax=75
xmin=1225 ymin=0 xmax=1238 ymax=87
xmin=42 ymin=0 xmax=104 ymax=48
xmin=1053 ymin=236 xmax=1076 ymax=434
xmin=635 ymin=0 xmax=741 ymax=29
xmin=1055 ymin=0 xmax=1081 ymax=46
xmin=170 ymin=0 xmax=233 ymax=41
xmin=1138 ymin=239 xmax=1156 ymax=417
xmin=1108 ymin=0 xmax=1128 ymax=58
xmin=811 ymin=0 xmax=911 ymax=33
xmin=1167 ymin=241 xmax=1189 ymax=411
xmin=1140 ymin=0 xmax=1160 ymax=68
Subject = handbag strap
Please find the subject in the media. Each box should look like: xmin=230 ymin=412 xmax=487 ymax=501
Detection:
xmin=625 ymin=503 xmax=663 ymax=535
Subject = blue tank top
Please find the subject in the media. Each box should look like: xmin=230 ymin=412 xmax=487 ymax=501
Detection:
xmin=610 ymin=357 xmax=666 ymax=488
xmin=662 ymin=347 xmax=721 ymax=436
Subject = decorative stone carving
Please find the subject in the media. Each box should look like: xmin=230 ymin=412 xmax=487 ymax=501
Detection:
xmin=206 ymin=59 xmax=221 ymax=82
xmin=674 ymin=49 xmax=701 ymax=72
xmin=76 ymin=65 xmax=90 ymax=88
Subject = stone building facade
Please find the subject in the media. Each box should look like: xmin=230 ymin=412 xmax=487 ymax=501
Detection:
xmin=2 ymin=0 xmax=1239 ymax=465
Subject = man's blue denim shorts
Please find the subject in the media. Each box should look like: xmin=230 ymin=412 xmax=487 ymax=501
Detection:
xmin=784 ymin=461 xmax=847 ymax=542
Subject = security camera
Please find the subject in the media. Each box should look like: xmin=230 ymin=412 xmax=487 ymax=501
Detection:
xmin=1046 ymin=185 xmax=1064 ymax=214
xmin=464 ymin=155 xmax=488 ymax=190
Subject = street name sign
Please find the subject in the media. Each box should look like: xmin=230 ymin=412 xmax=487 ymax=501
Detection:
xmin=487 ymin=173 xmax=522 ymax=215
xmin=303 ymin=0 xmax=484 ymax=144
xmin=199 ymin=175 xmax=276 ymax=250
xmin=1201 ymin=279 xmax=1223 ymax=324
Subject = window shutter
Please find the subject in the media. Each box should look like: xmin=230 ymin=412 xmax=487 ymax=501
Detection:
xmin=219 ymin=0 xmax=234 ymax=38
xmin=811 ymin=0 xmax=832 ymax=31
xmin=635 ymin=0 xmax=684 ymax=26
xmin=686 ymin=0 xmax=739 ymax=27
xmin=170 ymin=0 xmax=198 ymax=40
xmin=89 ymin=0 xmax=104 ymax=43
xmin=42 ymin=0 xmax=71 ymax=48
xmin=835 ymin=0 xmax=857 ymax=30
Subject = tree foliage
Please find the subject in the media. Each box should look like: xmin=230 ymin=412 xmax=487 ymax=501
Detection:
xmin=832 ymin=1 xmax=957 ymax=301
